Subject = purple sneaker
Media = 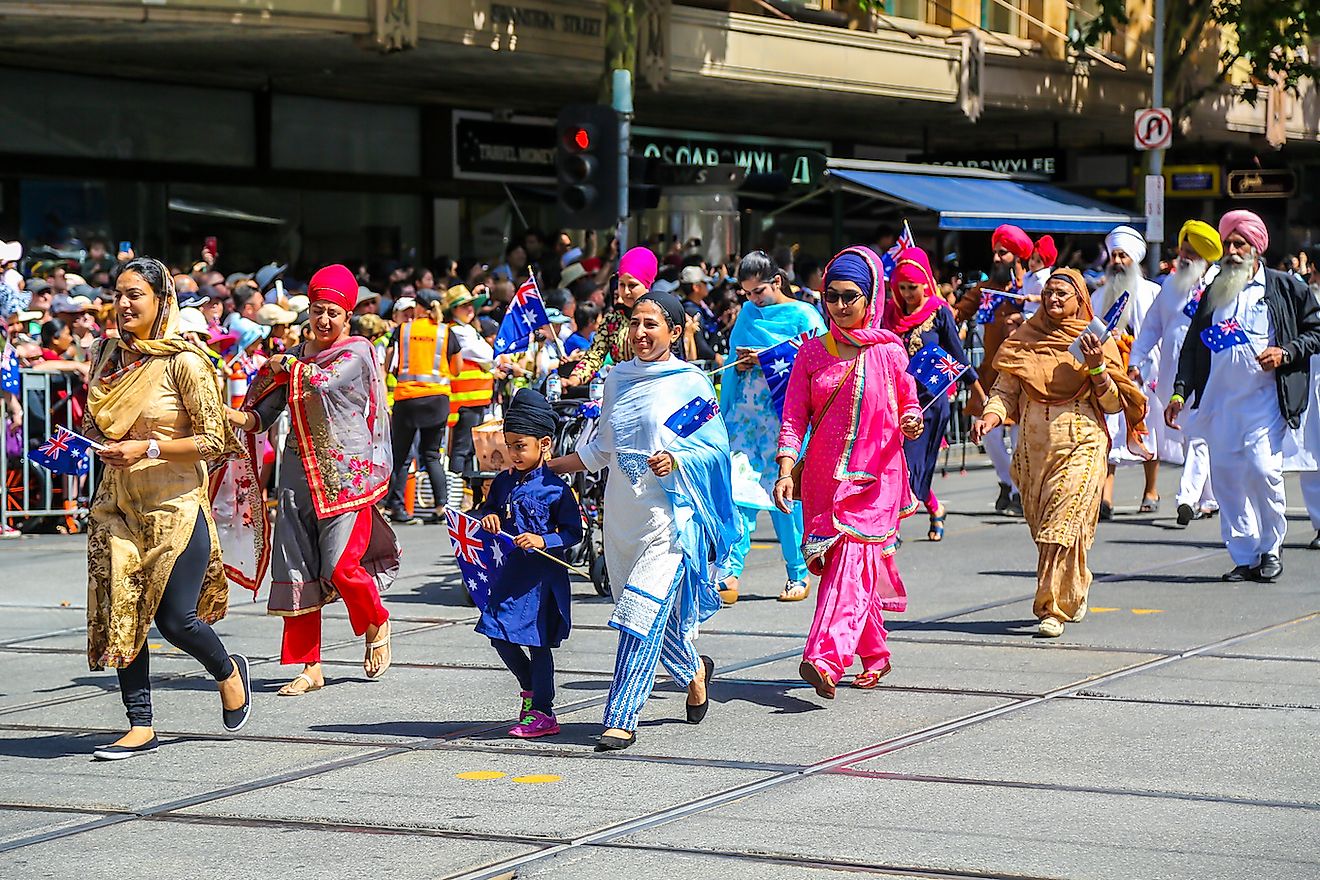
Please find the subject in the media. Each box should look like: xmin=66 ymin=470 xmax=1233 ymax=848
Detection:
xmin=509 ymin=710 xmax=560 ymax=738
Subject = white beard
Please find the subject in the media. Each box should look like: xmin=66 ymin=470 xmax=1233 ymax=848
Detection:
xmin=1205 ymin=254 xmax=1255 ymax=311
xmin=1169 ymin=257 xmax=1208 ymax=300
xmin=1101 ymin=262 xmax=1141 ymax=325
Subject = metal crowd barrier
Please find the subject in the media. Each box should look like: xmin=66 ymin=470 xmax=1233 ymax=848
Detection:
xmin=1 ymin=369 xmax=95 ymax=530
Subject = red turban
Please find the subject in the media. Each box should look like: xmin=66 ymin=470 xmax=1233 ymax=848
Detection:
xmin=991 ymin=224 xmax=1033 ymax=261
xmin=1034 ymin=235 xmax=1058 ymax=267
xmin=308 ymin=264 xmax=357 ymax=313
xmin=1218 ymin=210 xmax=1270 ymax=254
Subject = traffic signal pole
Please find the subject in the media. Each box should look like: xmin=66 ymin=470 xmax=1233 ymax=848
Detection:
xmin=612 ymin=68 xmax=633 ymax=249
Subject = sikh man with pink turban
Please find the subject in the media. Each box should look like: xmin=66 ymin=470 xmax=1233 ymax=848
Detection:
xmin=954 ymin=224 xmax=1032 ymax=515
xmin=1129 ymin=220 xmax=1222 ymax=526
xmin=1167 ymin=210 xmax=1320 ymax=583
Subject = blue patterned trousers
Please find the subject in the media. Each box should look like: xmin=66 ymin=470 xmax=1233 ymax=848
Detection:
xmin=603 ymin=570 xmax=700 ymax=731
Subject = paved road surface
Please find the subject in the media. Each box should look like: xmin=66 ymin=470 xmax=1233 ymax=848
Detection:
xmin=0 ymin=461 xmax=1316 ymax=879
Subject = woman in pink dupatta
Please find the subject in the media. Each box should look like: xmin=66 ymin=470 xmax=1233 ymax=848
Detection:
xmin=226 ymin=264 xmax=400 ymax=696
xmin=774 ymin=246 xmax=923 ymax=699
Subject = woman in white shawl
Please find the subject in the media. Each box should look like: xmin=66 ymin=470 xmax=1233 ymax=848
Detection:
xmin=551 ymin=290 xmax=740 ymax=751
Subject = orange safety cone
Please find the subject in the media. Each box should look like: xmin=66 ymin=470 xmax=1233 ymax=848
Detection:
xmin=403 ymin=464 xmax=416 ymax=517
xmin=227 ymin=360 xmax=249 ymax=409
xmin=61 ymin=498 xmax=80 ymax=535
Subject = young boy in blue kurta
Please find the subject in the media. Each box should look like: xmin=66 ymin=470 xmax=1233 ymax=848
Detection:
xmin=477 ymin=389 xmax=583 ymax=738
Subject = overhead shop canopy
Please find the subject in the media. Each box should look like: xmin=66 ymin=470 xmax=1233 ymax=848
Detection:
xmin=827 ymin=162 xmax=1142 ymax=235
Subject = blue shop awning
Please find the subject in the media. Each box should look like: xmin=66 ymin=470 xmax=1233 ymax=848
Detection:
xmin=830 ymin=167 xmax=1141 ymax=234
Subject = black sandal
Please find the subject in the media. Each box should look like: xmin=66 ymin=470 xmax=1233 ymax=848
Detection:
xmin=686 ymin=655 xmax=715 ymax=724
xmin=595 ymin=731 xmax=636 ymax=751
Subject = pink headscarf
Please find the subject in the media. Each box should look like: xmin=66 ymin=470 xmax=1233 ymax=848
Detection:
xmin=618 ymin=246 xmax=658 ymax=289
xmin=883 ymin=246 xmax=943 ymax=336
xmin=1218 ymin=210 xmax=1270 ymax=254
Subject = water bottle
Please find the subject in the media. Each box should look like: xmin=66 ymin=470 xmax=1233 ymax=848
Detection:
xmin=546 ymin=365 xmax=562 ymax=403
xmin=589 ymin=373 xmax=604 ymax=403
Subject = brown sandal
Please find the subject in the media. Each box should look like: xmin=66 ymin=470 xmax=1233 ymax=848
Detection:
xmin=799 ymin=660 xmax=836 ymax=700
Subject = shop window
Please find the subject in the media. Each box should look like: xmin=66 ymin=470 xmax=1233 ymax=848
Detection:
xmin=885 ymin=0 xmax=925 ymax=20
xmin=271 ymin=95 xmax=420 ymax=177
xmin=0 ymin=70 xmax=253 ymax=165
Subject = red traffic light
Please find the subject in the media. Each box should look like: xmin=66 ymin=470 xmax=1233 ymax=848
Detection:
xmin=573 ymin=128 xmax=591 ymax=150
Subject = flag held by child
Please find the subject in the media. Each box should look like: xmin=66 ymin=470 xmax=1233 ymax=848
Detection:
xmin=0 ymin=345 xmax=19 ymax=395
xmin=907 ymin=344 xmax=968 ymax=399
xmin=756 ymin=332 xmax=812 ymax=418
xmin=493 ymin=276 xmax=551 ymax=355
xmin=1201 ymin=317 xmax=1250 ymax=353
xmin=29 ymin=427 xmax=99 ymax=476
xmin=444 ymin=507 xmax=514 ymax=611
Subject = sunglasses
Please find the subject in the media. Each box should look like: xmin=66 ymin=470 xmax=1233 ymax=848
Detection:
xmin=823 ymin=289 xmax=865 ymax=305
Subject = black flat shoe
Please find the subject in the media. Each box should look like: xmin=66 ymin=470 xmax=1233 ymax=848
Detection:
xmin=595 ymin=731 xmax=636 ymax=752
xmin=1221 ymin=565 xmax=1254 ymax=583
xmin=686 ymin=655 xmax=715 ymax=724
xmin=1005 ymin=493 xmax=1023 ymax=517
xmin=222 ymin=653 xmax=252 ymax=733
xmin=995 ymin=482 xmax=1011 ymax=513
xmin=1255 ymin=553 xmax=1282 ymax=582
xmin=93 ymin=735 xmax=159 ymax=761
xmin=1176 ymin=503 xmax=1195 ymax=527
xmin=1098 ymin=501 xmax=1113 ymax=522
xmin=1310 ymin=531 xmax=1320 ymax=551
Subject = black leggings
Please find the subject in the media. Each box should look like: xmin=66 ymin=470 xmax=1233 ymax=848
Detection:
xmin=448 ymin=406 xmax=484 ymax=477
xmin=116 ymin=513 xmax=234 ymax=727
xmin=387 ymin=397 xmax=449 ymax=513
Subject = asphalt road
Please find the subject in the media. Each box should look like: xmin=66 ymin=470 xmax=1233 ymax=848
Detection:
xmin=0 ymin=460 xmax=1316 ymax=880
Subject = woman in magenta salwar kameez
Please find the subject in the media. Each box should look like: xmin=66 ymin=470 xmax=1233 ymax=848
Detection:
xmin=774 ymin=246 xmax=923 ymax=699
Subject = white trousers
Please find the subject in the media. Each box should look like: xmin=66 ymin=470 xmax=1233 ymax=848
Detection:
xmin=985 ymin=424 xmax=1018 ymax=490
xmin=1176 ymin=437 xmax=1216 ymax=511
xmin=1300 ymin=471 xmax=1320 ymax=530
xmin=1208 ymin=429 xmax=1287 ymax=566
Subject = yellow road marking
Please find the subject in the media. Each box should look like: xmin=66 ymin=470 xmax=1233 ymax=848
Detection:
xmin=456 ymin=770 xmax=506 ymax=781
xmin=148 ymin=643 xmax=163 ymax=649
xmin=512 ymin=774 xmax=561 ymax=784
xmin=1131 ymin=608 xmax=1164 ymax=615
xmin=1088 ymin=607 xmax=1120 ymax=613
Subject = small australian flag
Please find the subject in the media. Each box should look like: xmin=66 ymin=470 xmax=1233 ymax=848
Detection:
xmin=664 ymin=396 xmax=719 ymax=439
xmin=1181 ymin=282 xmax=1206 ymax=319
xmin=907 ymin=344 xmax=968 ymax=399
xmin=1 ymin=344 xmax=20 ymax=395
xmin=493 ymin=276 xmax=551 ymax=356
xmin=445 ymin=507 xmax=513 ymax=611
xmin=1101 ymin=291 xmax=1130 ymax=336
xmin=878 ymin=220 xmax=916 ymax=278
xmin=1200 ymin=317 xmax=1250 ymax=353
xmin=29 ymin=427 xmax=98 ymax=476
xmin=756 ymin=331 xmax=812 ymax=418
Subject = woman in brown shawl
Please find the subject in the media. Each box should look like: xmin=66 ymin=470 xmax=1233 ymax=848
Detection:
xmin=85 ymin=257 xmax=250 ymax=760
xmin=971 ymin=269 xmax=1149 ymax=638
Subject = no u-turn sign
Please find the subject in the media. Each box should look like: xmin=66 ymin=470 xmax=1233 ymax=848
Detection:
xmin=1134 ymin=107 xmax=1173 ymax=151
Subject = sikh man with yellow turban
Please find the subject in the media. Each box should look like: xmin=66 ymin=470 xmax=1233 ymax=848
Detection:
xmin=1129 ymin=220 xmax=1222 ymax=526
xmin=1167 ymin=210 xmax=1320 ymax=582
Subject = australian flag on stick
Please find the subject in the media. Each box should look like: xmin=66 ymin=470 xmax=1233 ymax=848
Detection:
xmin=29 ymin=427 xmax=102 ymax=476
xmin=1 ymin=345 xmax=20 ymax=395
xmin=1101 ymin=291 xmax=1130 ymax=337
xmin=756 ymin=332 xmax=812 ymax=418
xmin=661 ymin=397 xmax=719 ymax=449
xmin=1201 ymin=317 xmax=1251 ymax=353
xmin=908 ymin=344 xmax=968 ymax=404
xmin=1181 ymin=281 xmax=1206 ymax=319
xmin=493 ymin=276 xmax=551 ymax=356
xmin=445 ymin=507 xmax=514 ymax=611
xmin=878 ymin=220 xmax=916 ymax=278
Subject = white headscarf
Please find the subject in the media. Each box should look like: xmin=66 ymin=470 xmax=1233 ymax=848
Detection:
xmin=1105 ymin=225 xmax=1147 ymax=264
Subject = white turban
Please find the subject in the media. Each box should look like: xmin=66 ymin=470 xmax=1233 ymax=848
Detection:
xmin=1105 ymin=225 xmax=1147 ymax=264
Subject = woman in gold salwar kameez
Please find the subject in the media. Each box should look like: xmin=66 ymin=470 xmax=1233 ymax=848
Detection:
xmin=83 ymin=258 xmax=251 ymax=761
xmin=972 ymin=269 xmax=1149 ymax=639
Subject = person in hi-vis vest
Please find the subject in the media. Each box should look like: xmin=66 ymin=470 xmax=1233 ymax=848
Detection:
xmin=383 ymin=289 xmax=462 ymax=524
xmin=444 ymin=285 xmax=496 ymax=486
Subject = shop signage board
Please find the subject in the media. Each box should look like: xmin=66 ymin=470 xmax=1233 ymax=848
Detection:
xmin=452 ymin=110 xmax=557 ymax=183
xmin=918 ymin=150 xmax=1065 ymax=180
xmin=632 ymin=127 xmax=829 ymax=177
xmin=1226 ymin=169 xmax=1296 ymax=199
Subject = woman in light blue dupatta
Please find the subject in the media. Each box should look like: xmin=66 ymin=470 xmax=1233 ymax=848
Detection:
xmin=721 ymin=252 xmax=827 ymax=605
xmin=551 ymin=290 xmax=740 ymax=751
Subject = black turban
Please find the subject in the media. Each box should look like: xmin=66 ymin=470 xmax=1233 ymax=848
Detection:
xmin=503 ymin=388 xmax=557 ymax=439
xmin=635 ymin=290 xmax=686 ymax=329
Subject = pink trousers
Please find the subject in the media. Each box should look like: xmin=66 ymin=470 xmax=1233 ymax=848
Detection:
xmin=803 ymin=538 xmax=905 ymax=682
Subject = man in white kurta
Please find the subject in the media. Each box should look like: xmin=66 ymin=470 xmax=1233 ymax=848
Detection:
xmin=1167 ymin=211 xmax=1320 ymax=582
xmin=1128 ymin=221 xmax=1221 ymax=526
xmin=1285 ymin=249 xmax=1320 ymax=550
xmin=1092 ymin=225 xmax=1162 ymax=517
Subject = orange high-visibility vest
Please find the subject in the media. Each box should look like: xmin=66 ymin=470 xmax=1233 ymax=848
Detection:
xmin=447 ymin=322 xmax=494 ymax=425
xmin=393 ymin=318 xmax=455 ymax=402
